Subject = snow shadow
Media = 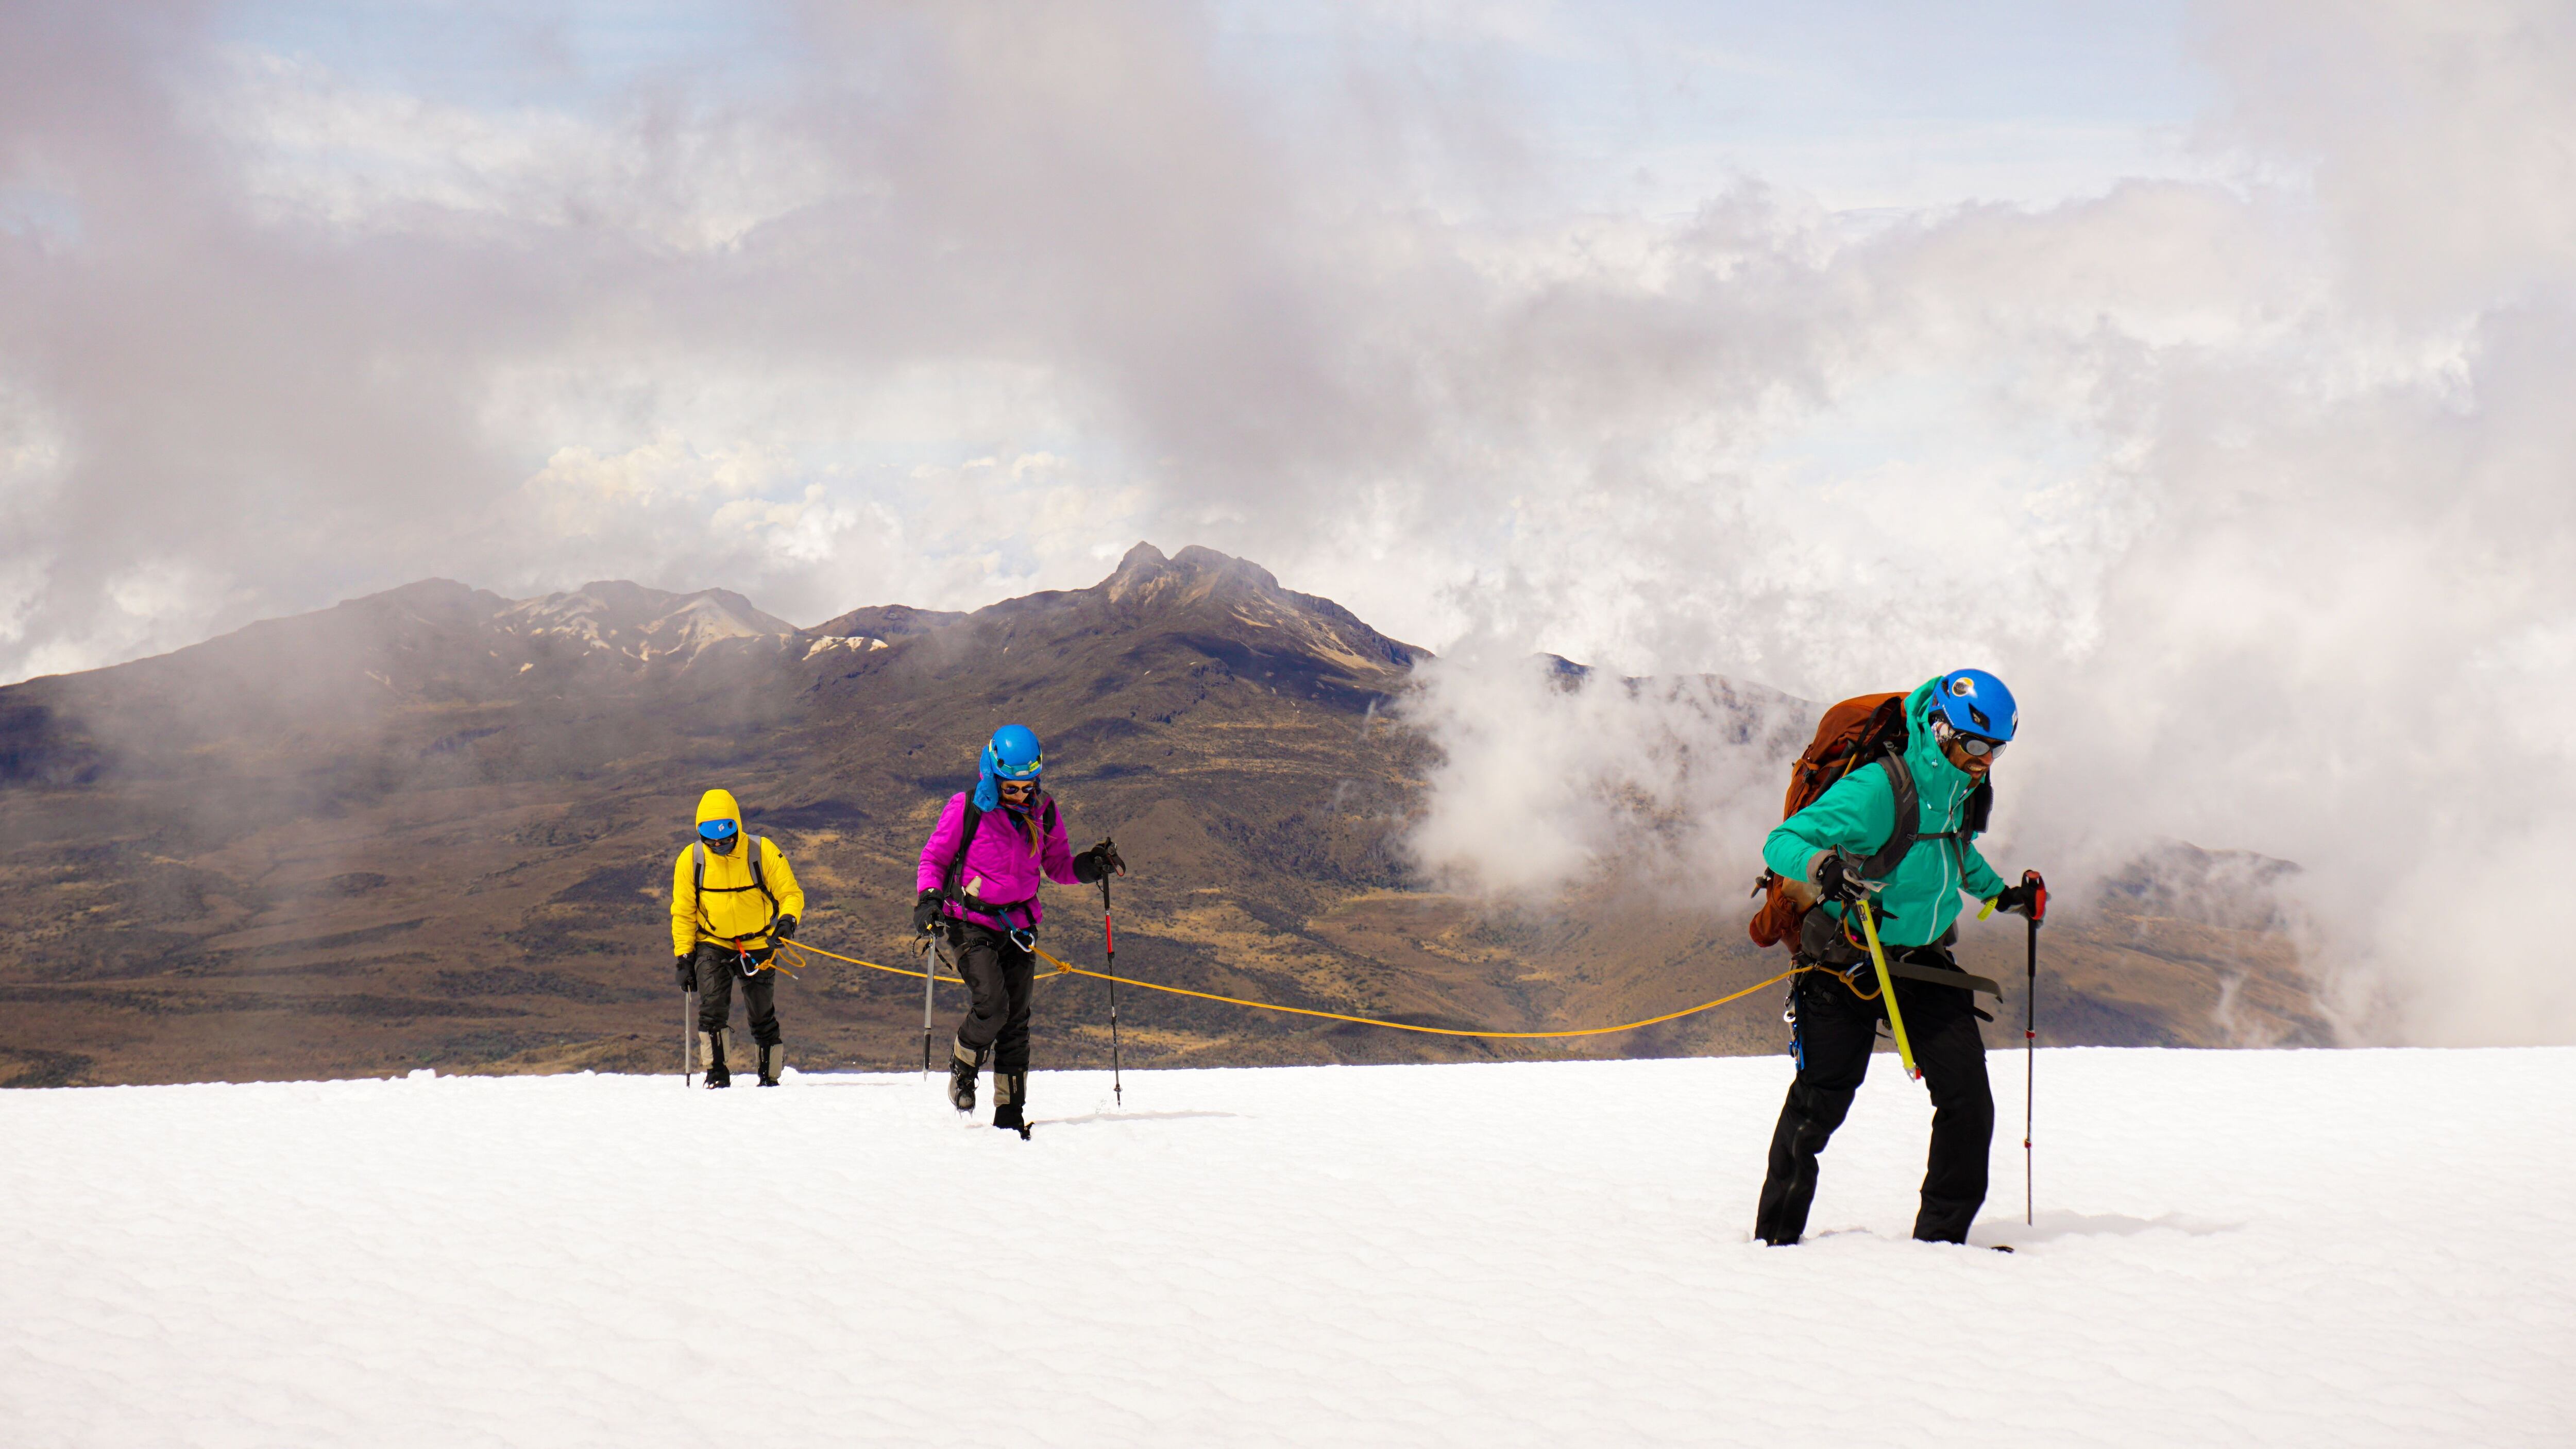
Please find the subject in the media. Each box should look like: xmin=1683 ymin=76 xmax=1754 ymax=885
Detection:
xmin=1033 ymin=1110 xmax=1244 ymax=1129
xmin=1976 ymin=1209 xmax=2240 ymax=1246
xmin=773 ymin=1075 xmax=916 ymax=1092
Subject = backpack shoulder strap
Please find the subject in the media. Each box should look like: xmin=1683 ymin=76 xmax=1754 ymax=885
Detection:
xmin=942 ymin=803 xmax=987 ymax=897
xmin=692 ymin=836 xmax=780 ymax=929
xmin=747 ymin=836 xmax=776 ymax=917
xmin=690 ymin=840 xmax=706 ymax=929
xmin=1860 ymin=749 xmax=1919 ymax=880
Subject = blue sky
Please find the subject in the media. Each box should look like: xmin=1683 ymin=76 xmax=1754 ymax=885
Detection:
xmin=217 ymin=1 xmax=794 ymax=104
xmin=221 ymin=0 xmax=2217 ymax=214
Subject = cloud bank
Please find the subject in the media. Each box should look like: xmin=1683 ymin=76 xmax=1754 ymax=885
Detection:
xmin=4 ymin=2 xmax=2572 ymax=1041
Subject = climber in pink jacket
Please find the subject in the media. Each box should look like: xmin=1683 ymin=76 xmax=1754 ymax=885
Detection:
xmin=913 ymin=724 xmax=1123 ymax=1133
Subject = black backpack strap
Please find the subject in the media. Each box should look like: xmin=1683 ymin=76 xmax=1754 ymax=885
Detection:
xmin=690 ymin=839 xmax=716 ymax=938
xmin=941 ymin=803 xmax=988 ymax=898
xmin=1853 ymin=756 xmax=1995 ymax=888
xmin=940 ymin=795 xmax=1053 ymax=934
xmin=747 ymin=835 xmax=777 ymax=924
xmin=1859 ymin=750 xmax=1918 ymax=881
xmin=692 ymin=834 xmax=780 ymax=937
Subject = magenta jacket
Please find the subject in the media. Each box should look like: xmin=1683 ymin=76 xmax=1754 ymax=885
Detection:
xmin=916 ymin=791 xmax=1082 ymax=931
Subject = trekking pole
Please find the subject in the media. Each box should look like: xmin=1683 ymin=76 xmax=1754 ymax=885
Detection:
xmin=920 ymin=933 xmax=937 ymax=1077
xmin=683 ymin=975 xmax=697 ymax=1088
xmin=1854 ymin=898 xmax=1920 ymax=1080
xmin=2023 ymin=868 xmax=2045 ymax=1227
xmin=1100 ymin=872 xmax=1124 ymax=1107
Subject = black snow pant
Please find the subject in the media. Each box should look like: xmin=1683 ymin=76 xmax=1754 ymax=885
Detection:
xmin=691 ymin=942 xmax=782 ymax=1048
xmin=948 ymin=920 xmax=1036 ymax=1075
xmin=1754 ymin=944 xmax=1994 ymax=1245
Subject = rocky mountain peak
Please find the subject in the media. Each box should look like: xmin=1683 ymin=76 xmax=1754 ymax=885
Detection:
xmin=1060 ymin=542 xmax=1425 ymax=686
xmin=1101 ymin=541 xmax=1284 ymax=608
xmin=803 ymin=602 xmax=968 ymax=643
xmin=498 ymin=582 xmax=793 ymax=660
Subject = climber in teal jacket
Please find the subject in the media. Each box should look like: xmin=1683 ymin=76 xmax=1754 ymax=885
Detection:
xmin=1753 ymin=669 xmax=2046 ymax=1247
xmin=1761 ymin=674 xmax=2010 ymax=947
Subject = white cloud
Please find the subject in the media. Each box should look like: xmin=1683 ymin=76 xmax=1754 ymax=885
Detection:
xmin=206 ymin=47 xmax=835 ymax=250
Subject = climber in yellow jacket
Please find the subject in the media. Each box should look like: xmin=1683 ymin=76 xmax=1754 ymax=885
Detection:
xmin=671 ymin=788 xmax=806 ymax=1087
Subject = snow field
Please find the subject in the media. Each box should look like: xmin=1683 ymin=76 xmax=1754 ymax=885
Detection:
xmin=2 ymin=1047 xmax=2571 ymax=1447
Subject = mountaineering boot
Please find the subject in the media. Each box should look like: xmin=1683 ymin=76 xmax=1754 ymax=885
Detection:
xmin=1913 ymin=1194 xmax=1980 ymax=1245
xmin=992 ymin=1071 xmax=1028 ymax=1136
xmin=946 ymin=1036 xmax=982 ymax=1113
xmin=701 ymin=1029 xmax=732 ymax=1089
xmin=757 ymin=1041 xmax=786 ymax=1088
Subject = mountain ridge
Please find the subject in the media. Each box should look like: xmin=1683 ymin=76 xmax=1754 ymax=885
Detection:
xmin=0 ymin=543 xmax=2330 ymax=1087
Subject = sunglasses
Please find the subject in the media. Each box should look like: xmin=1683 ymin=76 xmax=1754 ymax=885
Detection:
xmin=996 ymin=779 xmax=1039 ymax=796
xmin=1932 ymin=719 xmax=2007 ymax=760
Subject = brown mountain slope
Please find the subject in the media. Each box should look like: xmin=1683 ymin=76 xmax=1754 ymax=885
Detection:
xmin=0 ymin=544 xmax=2329 ymax=1086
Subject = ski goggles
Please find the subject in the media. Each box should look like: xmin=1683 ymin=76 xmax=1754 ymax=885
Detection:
xmin=1930 ymin=718 xmax=2007 ymax=759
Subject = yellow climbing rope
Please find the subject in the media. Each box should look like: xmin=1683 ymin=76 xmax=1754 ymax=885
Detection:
xmin=1855 ymin=898 xmax=1920 ymax=1079
xmin=770 ymin=939 xmax=958 ymax=985
xmin=772 ymin=936 xmax=1852 ymax=1041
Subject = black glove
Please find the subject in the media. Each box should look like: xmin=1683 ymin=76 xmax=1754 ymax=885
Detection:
xmin=769 ymin=913 xmax=798 ymax=943
xmin=912 ymin=890 xmax=944 ymax=934
xmin=1995 ymin=871 xmax=2048 ymax=923
xmin=675 ymin=954 xmax=697 ymax=992
xmin=1808 ymin=850 xmax=1868 ymax=906
xmin=1072 ymin=837 xmax=1127 ymax=884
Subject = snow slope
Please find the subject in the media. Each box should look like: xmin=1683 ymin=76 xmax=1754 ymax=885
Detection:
xmin=3 ymin=1048 xmax=2570 ymax=1447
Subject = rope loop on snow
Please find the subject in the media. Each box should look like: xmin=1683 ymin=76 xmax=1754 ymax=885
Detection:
xmin=772 ymin=937 xmax=1865 ymax=1041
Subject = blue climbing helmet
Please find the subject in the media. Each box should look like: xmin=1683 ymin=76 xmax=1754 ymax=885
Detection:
xmin=1928 ymin=669 xmax=2019 ymax=743
xmin=973 ymin=724 xmax=1044 ymax=810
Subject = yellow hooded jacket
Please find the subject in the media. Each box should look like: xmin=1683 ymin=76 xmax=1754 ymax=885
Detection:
xmin=671 ymin=788 xmax=806 ymax=957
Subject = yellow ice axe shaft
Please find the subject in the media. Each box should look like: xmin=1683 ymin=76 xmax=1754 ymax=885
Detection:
xmin=1855 ymin=898 xmax=1920 ymax=1080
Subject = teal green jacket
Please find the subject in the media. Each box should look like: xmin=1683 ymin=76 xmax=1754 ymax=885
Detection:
xmin=1761 ymin=676 xmax=2009 ymax=948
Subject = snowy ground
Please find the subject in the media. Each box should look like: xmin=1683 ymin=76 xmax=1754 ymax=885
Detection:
xmin=4 ymin=1048 xmax=2570 ymax=1448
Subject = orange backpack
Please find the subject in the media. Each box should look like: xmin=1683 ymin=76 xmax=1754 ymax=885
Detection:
xmin=1746 ymin=691 xmax=1909 ymax=949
